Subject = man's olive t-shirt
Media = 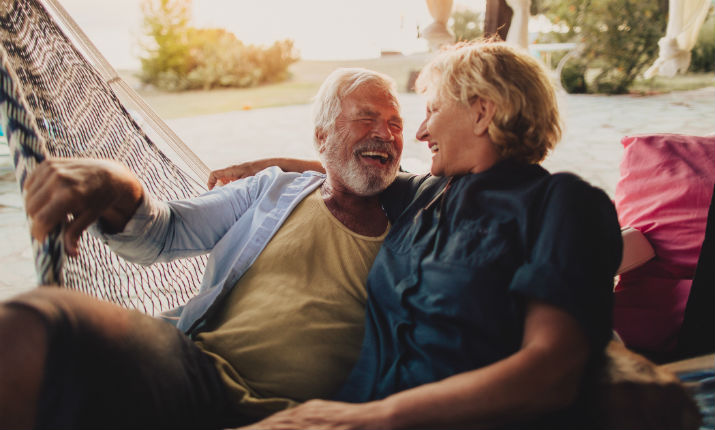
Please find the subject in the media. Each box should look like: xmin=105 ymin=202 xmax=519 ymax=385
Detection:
xmin=195 ymin=188 xmax=387 ymax=416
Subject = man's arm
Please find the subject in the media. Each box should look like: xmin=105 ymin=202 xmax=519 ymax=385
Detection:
xmin=208 ymin=158 xmax=324 ymax=189
xmin=24 ymin=159 xmax=143 ymax=256
xmin=242 ymin=300 xmax=590 ymax=429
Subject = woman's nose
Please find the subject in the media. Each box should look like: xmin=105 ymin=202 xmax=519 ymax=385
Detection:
xmin=416 ymin=120 xmax=428 ymax=141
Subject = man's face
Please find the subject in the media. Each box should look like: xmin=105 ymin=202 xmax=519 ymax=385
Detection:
xmin=319 ymin=84 xmax=403 ymax=196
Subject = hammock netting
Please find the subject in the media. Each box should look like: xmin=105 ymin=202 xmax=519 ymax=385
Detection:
xmin=0 ymin=0 xmax=210 ymax=315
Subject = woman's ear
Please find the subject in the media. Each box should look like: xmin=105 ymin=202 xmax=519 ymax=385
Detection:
xmin=471 ymin=98 xmax=496 ymax=137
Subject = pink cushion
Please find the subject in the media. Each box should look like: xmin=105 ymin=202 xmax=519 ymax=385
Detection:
xmin=614 ymin=133 xmax=715 ymax=352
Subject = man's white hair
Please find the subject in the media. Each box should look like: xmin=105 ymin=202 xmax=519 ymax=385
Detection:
xmin=311 ymin=67 xmax=400 ymax=150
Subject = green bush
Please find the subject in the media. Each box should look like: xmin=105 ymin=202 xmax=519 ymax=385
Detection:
xmin=139 ymin=0 xmax=299 ymax=91
xmin=689 ymin=10 xmax=715 ymax=73
xmin=138 ymin=0 xmax=192 ymax=91
xmin=542 ymin=0 xmax=667 ymax=94
xmin=560 ymin=59 xmax=588 ymax=94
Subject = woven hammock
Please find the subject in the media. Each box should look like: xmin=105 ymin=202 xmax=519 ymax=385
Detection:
xmin=0 ymin=0 xmax=212 ymax=315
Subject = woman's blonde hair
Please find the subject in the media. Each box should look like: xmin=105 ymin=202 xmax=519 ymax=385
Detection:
xmin=415 ymin=40 xmax=562 ymax=164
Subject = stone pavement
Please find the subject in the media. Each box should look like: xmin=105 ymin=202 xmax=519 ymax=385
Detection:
xmin=1 ymin=86 xmax=713 ymax=299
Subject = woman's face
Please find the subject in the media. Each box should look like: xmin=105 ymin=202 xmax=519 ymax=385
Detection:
xmin=416 ymin=89 xmax=499 ymax=177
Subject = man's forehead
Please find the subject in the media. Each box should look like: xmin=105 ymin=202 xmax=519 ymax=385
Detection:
xmin=343 ymin=92 xmax=400 ymax=116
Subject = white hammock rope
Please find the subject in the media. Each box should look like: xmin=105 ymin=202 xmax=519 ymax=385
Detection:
xmin=44 ymin=0 xmax=211 ymax=181
xmin=0 ymin=0 xmax=210 ymax=314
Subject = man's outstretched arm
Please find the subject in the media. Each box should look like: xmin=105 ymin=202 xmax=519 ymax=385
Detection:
xmin=24 ymin=158 xmax=143 ymax=256
xmin=208 ymin=158 xmax=324 ymax=189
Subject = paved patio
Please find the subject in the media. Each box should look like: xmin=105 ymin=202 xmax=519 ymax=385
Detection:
xmin=1 ymin=86 xmax=713 ymax=299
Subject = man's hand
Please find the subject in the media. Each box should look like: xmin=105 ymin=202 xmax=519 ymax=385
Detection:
xmin=240 ymin=399 xmax=393 ymax=430
xmin=207 ymin=162 xmax=263 ymax=190
xmin=24 ymin=158 xmax=143 ymax=256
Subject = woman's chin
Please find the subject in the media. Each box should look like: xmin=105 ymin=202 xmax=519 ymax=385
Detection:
xmin=429 ymin=161 xmax=443 ymax=177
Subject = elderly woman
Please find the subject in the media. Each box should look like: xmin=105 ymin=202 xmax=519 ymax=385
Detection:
xmin=218 ymin=41 xmax=622 ymax=428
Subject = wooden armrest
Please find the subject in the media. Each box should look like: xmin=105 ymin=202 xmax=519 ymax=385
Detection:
xmin=660 ymin=353 xmax=715 ymax=375
xmin=617 ymin=227 xmax=655 ymax=275
xmin=581 ymin=341 xmax=703 ymax=429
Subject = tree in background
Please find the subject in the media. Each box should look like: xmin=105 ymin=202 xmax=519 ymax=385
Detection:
xmin=540 ymin=0 xmax=667 ymax=94
xmin=450 ymin=7 xmax=484 ymax=42
xmin=139 ymin=0 xmax=192 ymax=91
xmin=139 ymin=0 xmax=299 ymax=91
xmin=689 ymin=9 xmax=715 ymax=73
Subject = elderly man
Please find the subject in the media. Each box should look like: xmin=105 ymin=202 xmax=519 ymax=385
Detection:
xmin=0 ymin=68 xmax=403 ymax=428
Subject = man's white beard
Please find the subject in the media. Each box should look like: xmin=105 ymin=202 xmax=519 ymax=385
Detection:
xmin=321 ymin=139 xmax=398 ymax=196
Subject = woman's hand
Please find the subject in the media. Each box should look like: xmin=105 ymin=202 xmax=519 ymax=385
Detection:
xmin=239 ymin=399 xmax=393 ymax=430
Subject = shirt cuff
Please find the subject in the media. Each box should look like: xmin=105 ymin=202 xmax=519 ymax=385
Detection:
xmin=89 ymin=189 xmax=169 ymax=244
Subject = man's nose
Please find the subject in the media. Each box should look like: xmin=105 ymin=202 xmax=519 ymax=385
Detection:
xmin=372 ymin=120 xmax=395 ymax=142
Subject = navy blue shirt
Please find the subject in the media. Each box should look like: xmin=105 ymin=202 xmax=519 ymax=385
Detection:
xmin=335 ymin=160 xmax=622 ymax=402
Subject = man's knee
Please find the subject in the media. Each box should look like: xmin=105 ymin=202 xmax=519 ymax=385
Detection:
xmin=0 ymin=298 xmax=48 ymax=358
xmin=7 ymin=287 xmax=133 ymax=341
xmin=0 ymin=299 xmax=49 ymax=427
xmin=0 ymin=290 xmax=53 ymax=359
xmin=2 ymin=288 xmax=162 ymax=426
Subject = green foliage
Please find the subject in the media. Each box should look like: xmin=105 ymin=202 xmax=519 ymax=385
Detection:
xmin=560 ymin=60 xmax=588 ymax=94
xmin=450 ymin=8 xmax=483 ymax=42
xmin=542 ymin=0 xmax=667 ymax=94
xmin=185 ymin=28 xmax=256 ymax=90
xmin=138 ymin=0 xmax=192 ymax=91
xmin=184 ymin=29 xmax=298 ymax=90
xmin=689 ymin=9 xmax=715 ymax=73
xmin=138 ymin=0 xmax=299 ymax=91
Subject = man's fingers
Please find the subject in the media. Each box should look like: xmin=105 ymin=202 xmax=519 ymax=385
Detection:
xmin=28 ymin=196 xmax=73 ymax=243
xmin=23 ymin=161 xmax=44 ymax=192
xmin=23 ymin=161 xmax=52 ymax=198
xmin=24 ymin=174 xmax=57 ymax=219
xmin=63 ymin=210 xmax=100 ymax=256
xmin=207 ymin=172 xmax=218 ymax=190
xmin=208 ymin=168 xmax=238 ymax=190
xmin=27 ymin=184 xmax=79 ymax=243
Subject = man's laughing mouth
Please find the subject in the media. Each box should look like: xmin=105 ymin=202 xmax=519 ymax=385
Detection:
xmin=359 ymin=150 xmax=391 ymax=164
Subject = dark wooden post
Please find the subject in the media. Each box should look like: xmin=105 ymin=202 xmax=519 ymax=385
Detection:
xmin=484 ymin=0 xmax=513 ymax=41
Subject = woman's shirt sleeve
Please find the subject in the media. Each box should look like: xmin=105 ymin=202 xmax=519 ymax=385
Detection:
xmin=508 ymin=174 xmax=623 ymax=351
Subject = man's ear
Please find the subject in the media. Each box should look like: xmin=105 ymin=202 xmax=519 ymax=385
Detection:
xmin=315 ymin=128 xmax=327 ymax=152
xmin=471 ymin=98 xmax=496 ymax=137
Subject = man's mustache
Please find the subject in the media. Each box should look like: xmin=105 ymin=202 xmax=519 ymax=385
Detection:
xmin=353 ymin=139 xmax=399 ymax=161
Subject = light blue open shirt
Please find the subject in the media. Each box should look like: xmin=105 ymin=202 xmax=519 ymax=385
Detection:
xmin=91 ymin=167 xmax=325 ymax=334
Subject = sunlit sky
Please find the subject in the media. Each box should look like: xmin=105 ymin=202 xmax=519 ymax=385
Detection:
xmin=57 ymin=0 xmax=488 ymax=70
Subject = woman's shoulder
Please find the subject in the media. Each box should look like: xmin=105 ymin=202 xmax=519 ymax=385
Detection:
xmin=536 ymin=172 xmax=619 ymax=232
xmin=381 ymin=173 xmax=448 ymax=220
xmin=544 ymin=171 xmax=611 ymax=202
